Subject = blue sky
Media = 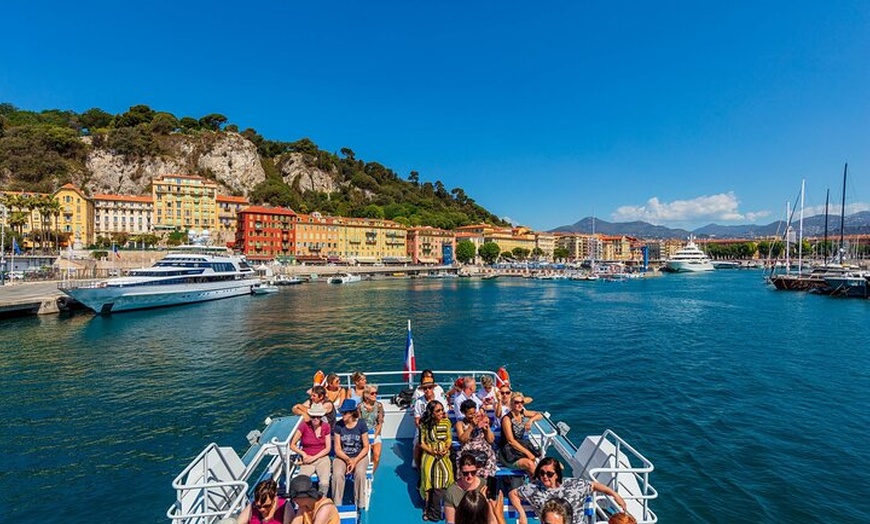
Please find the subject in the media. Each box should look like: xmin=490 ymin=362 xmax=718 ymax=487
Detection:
xmin=2 ymin=1 xmax=868 ymax=231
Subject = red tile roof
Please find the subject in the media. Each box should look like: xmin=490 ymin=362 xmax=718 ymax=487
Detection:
xmin=217 ymin=195 xmax=250 ymax=204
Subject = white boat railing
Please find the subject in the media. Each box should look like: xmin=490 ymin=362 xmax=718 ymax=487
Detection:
xmin=167 ymin=418 xmax=303 ymax=524
xmin=580 ymin=429 xmax=658 ymax=524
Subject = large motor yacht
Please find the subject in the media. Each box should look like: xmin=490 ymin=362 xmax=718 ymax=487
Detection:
xmin=59 ymin=246 xmax=258 ymax=314
xmin=665 ymin=238 xmax=715 ymax=273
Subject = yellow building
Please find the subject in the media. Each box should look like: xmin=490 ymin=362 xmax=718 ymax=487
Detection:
xmin=54 ymin=184 xmax=95 ymax=248
xmin=340 ymin=216 xmax=408 ymax=263
xmin=485 ymin=226 xmax=537 ymax=258
xmin=93 ymin=194 xmax=153 ymax=238
xmin=152 ymin=174 xmax=218 ymax=232
xmin=600 ymin=235 xmax=635 ymax=262
xmin=294 ymin=212 xmax=342 ymax=262
xmin=0 ymin=190 xmax=49 ymax=248
xmin=534 ymin=232 xmax=556 ymax=260
xmin=555 ymin=233 xmax=602 ymax=261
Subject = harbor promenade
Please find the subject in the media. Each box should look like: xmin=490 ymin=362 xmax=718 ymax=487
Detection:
xmin=0 ymin=281 xmax=66 ymax=317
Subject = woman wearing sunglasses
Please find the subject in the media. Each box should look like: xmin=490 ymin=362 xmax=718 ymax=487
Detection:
xmin=508 ymin=458 xmax=627 ymax=524
xmin=445 ymin=453 xmax=505 ymax=524
xmin=237 ymin=479 xmax=293 ymax=524
xmin=497 ymin=391 xmax=542 ymax=477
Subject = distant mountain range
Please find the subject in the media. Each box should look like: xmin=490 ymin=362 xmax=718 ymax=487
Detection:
xmin=550 ymin=212 xmax=870 ymax=239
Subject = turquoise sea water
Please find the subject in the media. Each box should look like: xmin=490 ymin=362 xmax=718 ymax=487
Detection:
xmin=1 ymin=271 xmax=869 ymax=522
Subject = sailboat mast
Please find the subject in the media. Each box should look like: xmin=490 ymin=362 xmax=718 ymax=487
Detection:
xmin=798 ymin=180 xmax=805 ymax=273
xmin=823 ymin=189 xmax=830 ymax=265
xmin=839 ymin=163 xmax=848 ymax=264
xmin=785 ymin=201 xmax=791 ymax=273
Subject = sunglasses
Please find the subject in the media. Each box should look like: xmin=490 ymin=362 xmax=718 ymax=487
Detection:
xmin=500 ymin=390 xmax=512 ymax=395
xmin=539 ymin=470 xmax=557 ymax=479
xmin=460 ymin=469 xmax=478 ymax=478
xmin=513 ymin=400 xmax=524 ymax=405
xmin=255 ymin=497 xmax=274 ymax=509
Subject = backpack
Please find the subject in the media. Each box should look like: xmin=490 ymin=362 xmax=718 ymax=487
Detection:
xmin=392 ymin=387 xmax=415 ymax=409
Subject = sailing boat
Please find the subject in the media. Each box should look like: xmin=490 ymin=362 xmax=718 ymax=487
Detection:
xmin=769 ymin=166 xmax=852 ymax=291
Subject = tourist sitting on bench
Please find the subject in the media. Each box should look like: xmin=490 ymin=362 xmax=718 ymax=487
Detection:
xmin=289 ymin=403 xmax=331 ymax=496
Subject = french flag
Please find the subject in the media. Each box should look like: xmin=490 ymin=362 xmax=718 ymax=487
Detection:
xmin=404 ymin=319 xmax=416 ymax=382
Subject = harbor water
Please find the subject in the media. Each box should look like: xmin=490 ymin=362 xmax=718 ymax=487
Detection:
xmin=1 ymin=271 xmax=869 ymax=522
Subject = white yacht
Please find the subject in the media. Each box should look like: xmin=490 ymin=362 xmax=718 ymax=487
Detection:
xmin=665 ymin=238 xmax=715 ymax=273
xmin=59 ymin=246 xmax=258 ymax=314
xmin=329 ymin=273 xmax=362 ymax=284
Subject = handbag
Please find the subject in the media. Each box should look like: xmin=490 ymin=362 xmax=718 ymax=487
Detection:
xmin=498 ymin=436 xmax=539 ymax=464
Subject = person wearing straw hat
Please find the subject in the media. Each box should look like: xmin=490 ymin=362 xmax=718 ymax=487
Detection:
xmin=289 ymin=403 xmax=332 ymax=496
xmin=287 ymin=475 xmax=339 ymax=524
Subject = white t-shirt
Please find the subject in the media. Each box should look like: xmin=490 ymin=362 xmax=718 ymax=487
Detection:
xmin=413 ymin=384 xmax=447 ymax=406
xmin=414 ymin=397 xmax=446 ymax=420
xmin=453 ymin=391 xmax=483 ymax=415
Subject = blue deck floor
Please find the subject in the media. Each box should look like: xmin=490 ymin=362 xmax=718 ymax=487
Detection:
xmin=363 ymin=438 xmax=538 ymax=524
xmin=363 ymin=438 xmax=425 ymax=523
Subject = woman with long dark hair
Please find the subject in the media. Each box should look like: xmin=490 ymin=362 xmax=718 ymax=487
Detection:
xmin=419 ymin=399 xmax=453 ymax=520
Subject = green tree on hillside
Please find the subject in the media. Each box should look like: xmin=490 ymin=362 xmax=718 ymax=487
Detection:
xmin=199 ymin=114 xmax=228 ymax=131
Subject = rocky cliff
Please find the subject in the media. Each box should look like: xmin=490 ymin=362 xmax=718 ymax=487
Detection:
xmin=83 ymin=132 xmax=266 ymax=196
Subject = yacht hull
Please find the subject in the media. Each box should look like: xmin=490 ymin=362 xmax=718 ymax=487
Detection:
xmin=665 ymin=261 xmax=715 ymax=272
xmin=64 ymin=279 xmax=258 ymax=314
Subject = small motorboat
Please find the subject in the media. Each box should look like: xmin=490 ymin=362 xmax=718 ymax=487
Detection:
xmin=251 ymin=283 xmax=279 ymax=295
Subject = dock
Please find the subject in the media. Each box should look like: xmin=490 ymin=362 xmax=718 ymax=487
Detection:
xmin=0 ymin=281 xmax=69 ymax=318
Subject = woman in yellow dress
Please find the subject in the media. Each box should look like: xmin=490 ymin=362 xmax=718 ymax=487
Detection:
xmin=419 ymin=399 xmax=454 ymax=520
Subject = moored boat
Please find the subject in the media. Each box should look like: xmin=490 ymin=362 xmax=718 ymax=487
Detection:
xmin=272 ymin=275 xmax=304 ymax=286
xmin=329 ymin=273 xmax=362 ymax=284
xmin=665 ymin=238 xmax=714 ymax=273
xmin=58 ymin=246 xmax=258 ymax=314
xmin=251 ymin=283 xmax=280 ymax=295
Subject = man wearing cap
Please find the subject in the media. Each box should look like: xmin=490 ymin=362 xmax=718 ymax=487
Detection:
xmin=287 ymin=474 xmax=339 ymax=524
xmin=331 ymin=398 xmax=370 ymax=510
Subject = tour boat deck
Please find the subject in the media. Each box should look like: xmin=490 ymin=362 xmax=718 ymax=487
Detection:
xmin=167 ymin=369 xmax=657 ymax=524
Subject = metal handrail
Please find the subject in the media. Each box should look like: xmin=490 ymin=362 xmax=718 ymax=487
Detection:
xmin=167 ymin=442 xmax=250 ymax=521
xmin=582 ymin=429 xmax=657 ymax=524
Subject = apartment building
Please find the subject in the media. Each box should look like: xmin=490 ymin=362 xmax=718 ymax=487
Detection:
xmin=93 ymin=194 xmax=153 ymax=237
xmin=152 ymin=174 xmax=218 ymax=232
xmin=54 ymin=184 xmax=95 ymax=248
xmin=406 ymin=226 xmax=455 ymax=265
xmin=236 ymin=206 xmax=296 ymax=261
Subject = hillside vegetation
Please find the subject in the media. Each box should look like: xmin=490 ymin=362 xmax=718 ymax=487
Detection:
xmin=0 ymin=103 xmax=507 ymax=230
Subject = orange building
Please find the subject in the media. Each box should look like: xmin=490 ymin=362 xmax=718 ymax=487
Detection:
xmin=235 ymin=206 xmax=296 ymax=261
xmin=407 ymin=226 xmax=455 ymax=264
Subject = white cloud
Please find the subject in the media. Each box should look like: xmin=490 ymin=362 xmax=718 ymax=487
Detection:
xmin=612 ymin=192 xmax=770 ymax=224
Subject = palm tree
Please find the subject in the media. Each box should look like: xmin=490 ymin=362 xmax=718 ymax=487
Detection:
xmin=50 ymin=199 xmax=62 ymax=251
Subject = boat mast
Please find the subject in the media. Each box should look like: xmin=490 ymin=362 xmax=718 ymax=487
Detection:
xmin=839 ymin=163 xmax=848 ymax=264
xmin=823 ymin=189 xmax=830 ymax=265
xmin=785 ymin=201 xmax=791 ymax=274
xmin=798 ymin=180 xmax=805 ymax=274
